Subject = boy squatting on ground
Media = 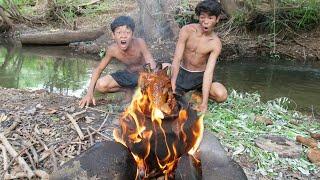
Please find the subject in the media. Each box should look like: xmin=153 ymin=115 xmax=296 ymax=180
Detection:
xmin=79 ymin=16 xmax=156 ymax=108
xmin=171 ymin=0 xmax=228 ymax=113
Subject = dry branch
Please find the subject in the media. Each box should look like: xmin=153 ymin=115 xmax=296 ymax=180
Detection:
xmin=88 ymin=126 xmax=112 ymax=141
xmin=0 ymin=144 xmax=9 ymax=177
xmin=0 ymin=133 xmax=35 ymax=178
xmin=34 ymin=169 xmax=49 ymax=179
xmin=4 ymin=172 xmax=28 ymax=179
xmin=66 ymin=113 xmax=85 ymax=140
xmin=4 ymin=118 xmax=20 ymax=135
xmin=78 ymin=0 xmax=101 ymax=7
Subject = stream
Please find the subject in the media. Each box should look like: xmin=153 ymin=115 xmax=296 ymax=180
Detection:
xmin=0 ymin=44 xmax=319 ymax=113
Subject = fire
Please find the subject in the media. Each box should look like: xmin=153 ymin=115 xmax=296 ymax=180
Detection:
xmin=114 ymin=67 xmax=204 ymax=179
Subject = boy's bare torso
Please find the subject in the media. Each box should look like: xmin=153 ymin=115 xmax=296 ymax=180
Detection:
xmin=182 ymin=24 xmax=219 ymax=71
xmin=111 ymin=38 xmax=146 ymax=73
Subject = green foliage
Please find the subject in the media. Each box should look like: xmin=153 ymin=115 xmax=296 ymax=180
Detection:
xmin=174 ymin=1 xmax=198 ymax=27
xmin=241 ymin=0 xmax=320 ymax=32
xmin=174 ymin=0 xmax=320 ymax=33
xmin=205 ymin=90 xmax=320 ymax=178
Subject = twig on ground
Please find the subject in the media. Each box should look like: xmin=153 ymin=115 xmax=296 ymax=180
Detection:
xmin=88 ymin=126 xmax=112 ymax=141
xmin=33 ymin=132 xmax=49 ymax=151
xmin=86 ymin=106 xmax=119 ymax=115
xmin=98 ymin=113 xmax=110 ymax=131
xmin=34 ymin=169 xmax=49 ymax=179
xmin=4 ymin=172 xmax=28 ymax=179
xmin=4 ymin=117 xmax=20 ymax=135
xmin=87 ymin=128 xmax=94 ymax=146
xmin=0 ymin=133 xmax=35 ymax=178
xmin=0 ymin=144 xmax=9 ymax=177
xmin=65 ymin=113 xmax=84 ymax=140
xmin=25 ymin=150 xmax=36 ymax=170
xmin=77 ymin=139 xmax=82 ymax=155
xmin=22 ymin=140 xmax=39 ymax=164
xmin=72 ymin=109 xmax=87 ymax=117
xmin=50 ymin=147 xmax=58 ymax=171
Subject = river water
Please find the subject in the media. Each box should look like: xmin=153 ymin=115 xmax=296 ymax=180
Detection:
xmin=0 ymin=44 xmax=319 ymax=113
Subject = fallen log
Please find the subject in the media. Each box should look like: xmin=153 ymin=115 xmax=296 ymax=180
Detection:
xmin=19 ymin=27 xmax=105 ymax=45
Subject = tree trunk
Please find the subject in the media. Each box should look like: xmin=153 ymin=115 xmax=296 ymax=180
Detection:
xmin=0 ymin=5 xmax=14 ymax=29
xmin=19 ymin=27 xmax=106 ymax=45
xmin=34 ymin=0 xmax=55 ymax=20
xmin=135 ymin=0 xmax=181 ymax=41
xmin=220 ymin=0 xmax=239 ymax=16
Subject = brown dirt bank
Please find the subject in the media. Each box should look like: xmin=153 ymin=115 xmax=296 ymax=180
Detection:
xmin=67 ymin=24 xmax=320 ymax=62
xmin=0 ymin=87 xmax=122 ymax=178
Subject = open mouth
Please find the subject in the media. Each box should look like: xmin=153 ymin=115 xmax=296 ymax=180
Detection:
xmin=120 ymin=40 xmax=127 ymax=45
xmin=203 ymin=27 xmax=209 ymax=31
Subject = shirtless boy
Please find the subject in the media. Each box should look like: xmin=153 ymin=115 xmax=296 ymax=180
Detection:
xmin=79 ymin=16 xmax=156 ymax=108
xmin=171 ymin=0 xmax=228 ymax=113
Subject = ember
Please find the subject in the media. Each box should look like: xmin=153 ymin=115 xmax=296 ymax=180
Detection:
xmin=113 ymin=65 xmax=204 ymax=179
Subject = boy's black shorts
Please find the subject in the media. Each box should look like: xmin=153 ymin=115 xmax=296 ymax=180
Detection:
xmin=110 ymin=70 xmax=139 ymax=88
xmin=175 ymin=66 xmax=215 ymax=95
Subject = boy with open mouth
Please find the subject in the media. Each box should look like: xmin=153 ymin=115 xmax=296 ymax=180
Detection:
xmin=171 ymin=0 xmax=228 ymax=113
xmin=79 ymin=16 xmax=156 ymax=108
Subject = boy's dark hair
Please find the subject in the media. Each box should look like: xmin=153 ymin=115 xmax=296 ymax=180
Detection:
xmin=110 ymin=16 xmax=135 ymax=33
xmin=195 ymin=0 xmax=222 ymax=17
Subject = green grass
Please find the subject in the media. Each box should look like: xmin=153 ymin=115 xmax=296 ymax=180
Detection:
xmin=205 ymin=90 xmax=320 ymax=177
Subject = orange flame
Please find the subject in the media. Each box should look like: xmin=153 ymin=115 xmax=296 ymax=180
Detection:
xmin=113 ymin=69 xmax=204 ymax=179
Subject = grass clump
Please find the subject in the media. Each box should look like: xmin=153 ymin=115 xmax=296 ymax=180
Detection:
xmin=205 ymin=90 xmax=320 ymax=178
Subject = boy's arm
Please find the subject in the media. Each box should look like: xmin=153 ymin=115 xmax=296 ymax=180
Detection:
xmin=171 ymin=26 xmax=189 ymax=92
xmin=139 ymin=39 xmax=156 ymax=69
xmin=79 ymin=47 xmax=114 ymax=108
xmin=200 ymin=39 xmax=222 ymax=112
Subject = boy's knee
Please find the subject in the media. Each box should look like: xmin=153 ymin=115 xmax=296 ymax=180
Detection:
xmin=212 ymin=88 xmax=228 ymax=103
xmin=96 ymin=79 xmax=109 ymax=92
xmin=216 ymin=90 xmax=228 ymax=103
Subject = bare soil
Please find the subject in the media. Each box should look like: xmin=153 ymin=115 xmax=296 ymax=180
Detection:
xmin=0 ymin=87 xmax=123 ymax=178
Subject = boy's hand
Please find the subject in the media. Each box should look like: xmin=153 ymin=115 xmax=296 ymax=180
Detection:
xmin=196 ymin=103 xmax=207 ymax=113
xmin=79 ymin=94 xmax=96 ymax=108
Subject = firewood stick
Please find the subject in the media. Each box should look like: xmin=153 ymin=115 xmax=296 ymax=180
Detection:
xmin=0 ymin=144 xmax=9 ymax=177
xmin=50 ymin=147 xmax=58 ymax=171
xmin=88 ymin=126 xmax=112 ymax=141
xmin=34 ymin=169 xmax=49 ymax=179
xmin=98 ymin=113 xmax=110 ymax=131
xmin=77 ymin=142 xmax=82 ymax=155
xmin=82 ymin=113 xmax=110 ymax=140
xmin=33 ymin=134 xmax=49 ymax=155
xmin=86 ymin=106 xmax=119 ymax=115
xmin=22 ymin=140 xmax=39 ymax=164
xmin=72 ymin=109 xmax=87 ymax=117
xmin=66 ymin=113 xmax=84 ymax=140
xmin=4 ymin=172 xmax=28 ymax=180
xmin=0 ymin=133 xmax=34 ymax=178
xmin=25 ymin=150 xmax=36 ymax=170
xmin=4 ymin=118 xmax=20 ymax=135
xmin=87 ymin=128 xmax=94 ymax=146
xmin=39 ymin=151 xmax=51 ymax=162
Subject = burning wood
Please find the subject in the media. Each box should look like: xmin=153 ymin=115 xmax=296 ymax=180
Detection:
xmin=113 ymin=65 xmax=204 ymax=179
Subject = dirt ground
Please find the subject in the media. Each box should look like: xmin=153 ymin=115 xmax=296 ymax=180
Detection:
xmin=0 ymin=87 xmax=123 ymax=178
xmin=1 ymin=87 xmax=319 ymax=179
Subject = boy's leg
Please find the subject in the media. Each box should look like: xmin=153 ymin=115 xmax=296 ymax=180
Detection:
xmin=96 ymin=75 xmax=121 ymax=93
xmin=209 ymin=82 xmax=228 ymax=103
